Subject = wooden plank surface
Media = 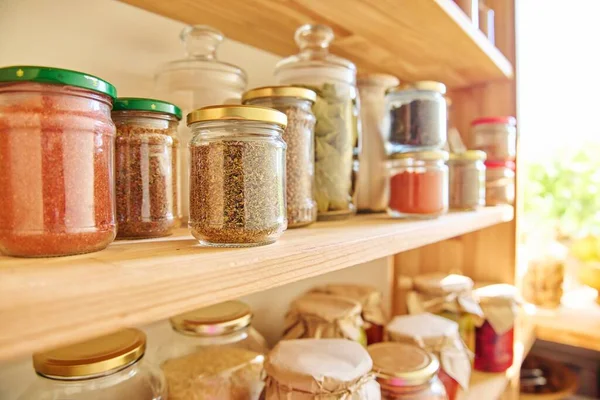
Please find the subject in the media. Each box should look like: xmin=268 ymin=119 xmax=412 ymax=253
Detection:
xmin=119 ymin=0 xmax=513 ymax=88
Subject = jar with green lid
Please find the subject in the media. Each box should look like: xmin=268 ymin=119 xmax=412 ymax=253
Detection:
xmin=18 ymin=329 xmax=166 ymax=400
xmin=0 ymin=66 xmax=117 ymax=257
xmin=448 ymin=150 xmax=486 ymax=211
xmin=242 ymin=86 xmax=317 ymax=228
xmin=113 ymin=98 xmax=182 ymax=239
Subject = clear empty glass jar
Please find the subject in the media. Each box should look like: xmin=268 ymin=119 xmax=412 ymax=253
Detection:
xmin=187 ymin=105 xmax=287 ymax=247
xmin=485 ymin=161 xmax=515 ymax=205
xmin=242 ymin=86 xmax=317 ymax=228
xmin=448 ymin=150 xmax=486 ymax=211
xmin=113 ymin=98 xmax=182 ymax=239
xmin=19 ymin=329 xmax=166 ymax=400
xmin=472 ymin=116 xmax=516 ymax=160
xmin=159 ymin=301 xmax=268 ymax=400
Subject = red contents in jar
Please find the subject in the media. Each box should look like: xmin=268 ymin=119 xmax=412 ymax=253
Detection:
xmin=366 ymin=324 xmax=384 ymax=345
xmin=0 ymin=85 xmax=116 ymax=257
xmin=388 ymin=170 xmax=445 ymax=215
xmin=474 ymin=321 xmax=514 ymax=372
xmin=438 ymin=369 xmax=459 ymax=400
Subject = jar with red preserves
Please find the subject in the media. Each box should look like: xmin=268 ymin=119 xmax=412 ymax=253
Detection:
xmin=0 ymin=66 xmax=117 ymax=257
xmin=387 ymin=151 xmax=449 ymax=219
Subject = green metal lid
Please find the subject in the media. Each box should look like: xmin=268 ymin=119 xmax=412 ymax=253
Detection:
xmin=113 ymin=97 xmax=182 ymax=120
xmin=0 ymin=66 xmax=117 ymax=99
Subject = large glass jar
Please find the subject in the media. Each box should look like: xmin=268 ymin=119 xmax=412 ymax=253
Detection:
xmin=387 ymin=151 xmax=449 ymax=219
xmin=356 ymin=73 xmax=400 ymax=212
xmin=472 ymin=116 xmax=517 ymax=160
xmin=368 ymin=342 xmax=448 ymax=400
xmin=0 ymin=66 xmax=116 ymax=257
xmin=448 ymin=150 xmax=486 ymax=211
xmin=275 ymin=24 xmax=359 ymax=221
xmin=485 ymin=161 xmax=515 ymax=205
xmin=386 ymin=82 xmax=447 ymax=152
xmin=155 ymin=25 xmax=247 ymax=225
xmin=113 ymin=98 xmax=181 ymax=239
xmin=242 ymin=86 xmax=317 ymax=228
xmin=187 ymin=105 xmax=287 ymax=247
xmin=158 ymin=301 xmax=268 ymax=400
xmin=18 ymin=329 xmax=166 ymax=400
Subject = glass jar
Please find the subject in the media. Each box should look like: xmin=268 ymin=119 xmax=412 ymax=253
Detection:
xmin=0 ymin=66 xmax=116 ymax=257
xmin=356 ymin=73 xmax=400 ymax=212
xmin=368 ymin=343 xmax=448 ymax=400
xmin=242 ymin=86 xmax=317 ymax=228
xmin=113 ymin=98 xmax=181 ymax=239
xmin=485 ymin=161 xmax=515 ymax=205
xmin=187 ymin=105 xmax=287 ymax=247
xmin=275 ymin=24 xmax=359 ymax=221
xmin=387 ymin=151 xmax=449 ymax=219
xmin=159 ymin=301 xmax=268 ymax=400
xmin=386 ymin=82 xmax=447 ymax=152
xmin=18 ymin=329 xmax=166 ymax=400
xmin=472 ymin=116 xmax=516 ymax=160
xmin=155 ymin=25 xmax=247 ymax=225
xmin=448 ymin=150 xmax=486 ymax=211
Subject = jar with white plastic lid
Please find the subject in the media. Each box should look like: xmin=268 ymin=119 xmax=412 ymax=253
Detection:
xmin=159 ymin=300 xmax=269 ymax=400
xmin=448 ymin=150 xmax=486 ymax=211
xmin=18 ymin=329 xmax=166 ymax=400
xmin=485 ymin=160 xmax=515 ymax=205
xmin=472 ymin=116 xmax=517 ymax=160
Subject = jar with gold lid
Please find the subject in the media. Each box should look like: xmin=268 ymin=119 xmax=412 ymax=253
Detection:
xmin=158 ymin=300 xmax=268 ymax=400
xmin=18 ymin=329 xmax=166 ymax=400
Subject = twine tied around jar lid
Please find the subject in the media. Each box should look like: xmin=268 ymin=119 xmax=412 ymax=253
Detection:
xmin=474 ymin=284 xmax=520 ymax=335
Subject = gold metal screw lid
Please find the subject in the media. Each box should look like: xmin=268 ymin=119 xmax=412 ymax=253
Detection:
xmin=387 ymin=80 xmax=447 ymax=95
xmin=186 ymin=105 xmax=287 ymax=128
xmin=390 ymin=150 xmax=449 ymax=161
xmin=33 ymin=329 xmax=146 ymax=379
xmin=242 ymin=86 xmax=317 ymax=103
xmin=170 ymin=300 xmax=253 ymax=336
xmin=368 ymin=342 xmax=439 ymax=387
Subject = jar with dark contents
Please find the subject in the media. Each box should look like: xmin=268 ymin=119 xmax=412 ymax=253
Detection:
xmin=485 ymin=161 xmax=515 ymax=205
xmin=0 ymin=66 xmax=117 ymax=257
xmin=113 ymin=98 xmax=181 ymax=239
xmin=242 ymin=86 xmax=317 ymax=228
xmin=386 ymin=81 xmax=447 ymax=152
xmin=448 ymin=150 xmax=486 ymax=211
xmin=187 ymin=105 xmax=287 ymax=247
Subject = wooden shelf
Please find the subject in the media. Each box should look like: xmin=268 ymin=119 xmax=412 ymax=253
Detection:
xmin=0 ymin=206 xmax=512 ymax=362
xmin=120 ymin=0 xmax=513 ymax=88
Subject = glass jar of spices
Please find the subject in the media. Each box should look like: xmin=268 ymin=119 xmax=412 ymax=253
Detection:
xmin=472 ymin=116 xmax=516 ymax=160
xmin=18 ymin=329 xmax=166 ymax=400
xmin=275 ymin=24 xmax=359 ymax=221
xmin=0 ymin=66 xmax=116 ymax=257
xmin=387 ymin=151 xmax=449 ymax=219
xmin=242 ymin=86 xmax=317 ymax=228
xmin=448 ymin=150 xmax=486 ymax=211
xmin=485 ymin=161 xmax=515 ymax=205
xmin=113 ymin=98 xmax=181 ymax=239
xmin=187 ymin=105 xmax=287 ymax=247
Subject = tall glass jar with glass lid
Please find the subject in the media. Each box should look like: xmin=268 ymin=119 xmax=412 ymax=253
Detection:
xmin=275 ymin=24 xmax=359 ymax=221
xmin=155 ymin=25 xmax=247 ymax=225
xmin=158 ymin=301 xmax=268 ymax=400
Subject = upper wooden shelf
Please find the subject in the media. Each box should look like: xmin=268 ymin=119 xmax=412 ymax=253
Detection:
xmin=120 ymin=0 xmax=513 ymax=88
xmin=0 ymin=206 xmax=512 ymax=362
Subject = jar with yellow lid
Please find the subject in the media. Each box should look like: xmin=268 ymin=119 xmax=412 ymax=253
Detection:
xmin=158 ymin=300 xmax=268 ymax=400
xmin=448 ymin=150 xmax=486 ymax=211
xmin=187 ymin=105 xmax=287 ymax=247
xmin=18 ymin=329 xmax=166 ymax=400
xmin=242 ymin=86 xmax=317 ymax=228
xmin=368 ymin=342 xmax=448 ymax=400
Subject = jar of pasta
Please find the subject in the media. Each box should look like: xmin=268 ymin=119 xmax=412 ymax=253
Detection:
xmin=448 ymin=151 xmax=486 ymax=211
xmin=158 ymin=301 xmax=268 ymax=400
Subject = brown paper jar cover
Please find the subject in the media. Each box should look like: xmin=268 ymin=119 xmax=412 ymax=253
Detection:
xmin=474 ymin=284 xmax=519 ymax=335
xmin=264 ymin=339 xmax=380 ymax=399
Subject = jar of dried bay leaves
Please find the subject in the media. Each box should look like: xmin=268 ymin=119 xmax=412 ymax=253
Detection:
xmin=187 ymin=105 xmax=287 ymax=247
xmin=242 ymin=86 xmax=317 ymax=228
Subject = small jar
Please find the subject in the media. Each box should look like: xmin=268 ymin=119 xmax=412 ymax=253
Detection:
xmin=386 ymin=81 xmax=447 ymax=152
xmin=159 ymin=301 xmax=268 ymax=400
xmin=472 ymin=116 xmax=516 ymax=160
xmin=113 ymin=98 xmax=182 ymax=239
xmin=18 ymin=329 xmax=166 ymax=400
xmin=448 ymin=150 xmax=486 ymax=211
xmin=187 ymin=105 xmax=287 ymax=247
xmin=387 ymin=151 xmax=449 ymax=219
xmin=368 ymin=342 xmax=448 ymax=400
xmin=0 ymin=66 xmax=116 ymax=257
xmin=242 ymin=86 xmax=317 ymax=228
xmin=485 ymin=161 xmax=515 ymax=205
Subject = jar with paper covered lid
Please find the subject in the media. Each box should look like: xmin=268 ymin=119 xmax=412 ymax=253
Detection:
xmin=386 ymin=313 xmax=472 ymax=400
xmin=158 ymin=300 xmax=268 ymax=400
xmin=407 ymin=273 xmax=484 ymax=352
xmin=283 ymin=293 xmax=367 ymax=345
xmin=310 ymin=284 xmax=387 ymax=344
xmin=474 ymin=284 xmax=519 ymax=372
xmin=367 ymin=342 xmax=447 ymax=400
xmin=264 ymin=339 xmax=380 ymax=399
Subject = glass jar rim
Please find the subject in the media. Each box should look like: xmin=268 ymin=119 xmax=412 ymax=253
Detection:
xmin=187 ymin=105 xmax=287 ymax=128
xmin=113 ymin=97 xmax=182 ymax=119
xmin=387 ymin=81 xmax=446 ymax=95
xmin=471 ymin=116 xmax=516 ymax=126
xmin=390 ymin=150 xmax=449 ymax=162
xmin=448 ymin=150 xmax=487 ymax=161
xmin=368 ymin=343 xmax=439 ymax=386
xmin=170 ymin=301 xmax=253 ymax=336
